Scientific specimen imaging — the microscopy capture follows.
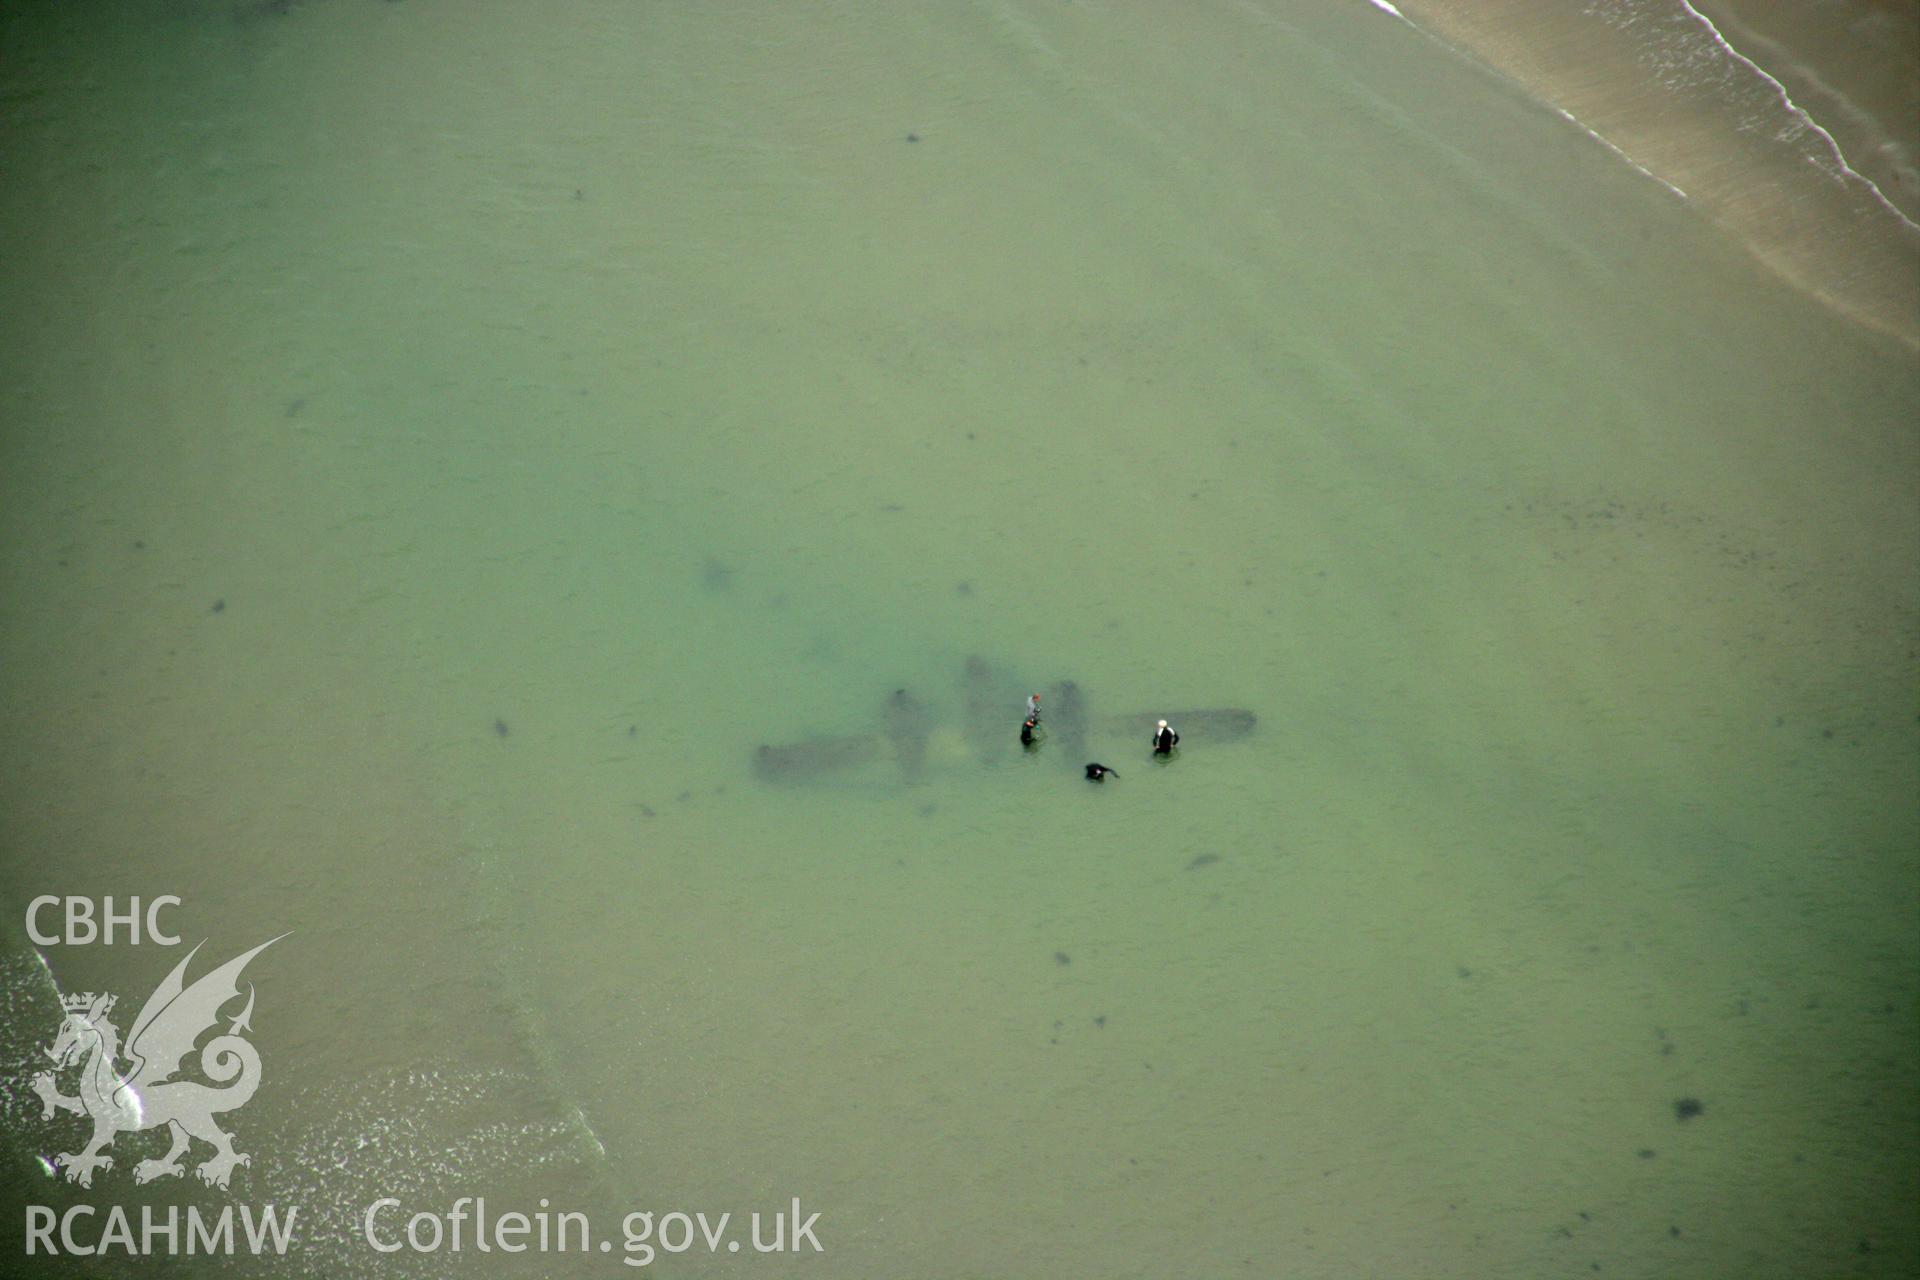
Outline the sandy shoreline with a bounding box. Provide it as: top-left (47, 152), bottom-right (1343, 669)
top-left (1387, 0), bottom-right (1920, 349)
top-left (1692, 0), bottom-right (1919, 224)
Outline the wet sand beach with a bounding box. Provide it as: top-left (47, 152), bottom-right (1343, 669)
top-left (1390, 0), bottom-right (1920, 347)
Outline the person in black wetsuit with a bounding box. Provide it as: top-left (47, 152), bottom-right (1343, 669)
top-left (1084, 763), bottom-right (1117, 781)
top-left (1151, 719), bottom-right (1179, 755)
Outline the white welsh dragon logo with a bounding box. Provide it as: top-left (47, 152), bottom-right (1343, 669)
top-left (31, 935), bottom-right (286, 1190)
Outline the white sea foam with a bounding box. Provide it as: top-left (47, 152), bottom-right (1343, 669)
top-left (242, 1062), bottom-right (608, 1279)
top-left (1361, 0), bottom-right (1685, 202)
top-left (1555, 108), bottom-right (1689, 201)
top-left (571, 1104), bottom-right (608, 1158)
top-left (1676, 0), bottom-right (1919, 231)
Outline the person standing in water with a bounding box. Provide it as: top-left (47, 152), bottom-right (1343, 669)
top-left (1019, 692), bottom-right (1043, 748)
top-left (1151, 719), bottom-right (1179, 755)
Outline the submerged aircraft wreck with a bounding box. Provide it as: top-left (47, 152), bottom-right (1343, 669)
top-left (753, 656), bottom-right (1256, 783)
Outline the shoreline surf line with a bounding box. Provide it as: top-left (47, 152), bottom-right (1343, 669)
top-left (1369, 0), bottom-right (1920, 350)
top-left (1677, 0), bottom-right (1917, 234)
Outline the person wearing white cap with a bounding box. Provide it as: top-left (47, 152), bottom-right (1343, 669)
top-left (1151, 719), bottom-right (1179, 755)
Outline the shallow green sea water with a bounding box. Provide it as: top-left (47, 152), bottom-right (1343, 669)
top-left (1, 2), bottom-right (1914, 1276)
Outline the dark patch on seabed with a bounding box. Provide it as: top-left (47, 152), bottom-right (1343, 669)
top-left (235, 0), bottom-right (405, 21)
top-left (753, 655), bottom-right (1256, 784)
